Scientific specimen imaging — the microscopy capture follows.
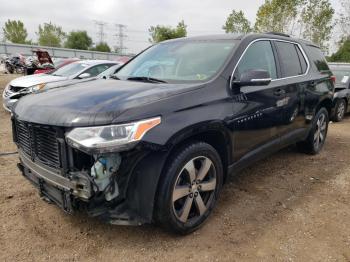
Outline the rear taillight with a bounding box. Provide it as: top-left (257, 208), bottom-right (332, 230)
top-left (331, 75), bottom-right (336, 84)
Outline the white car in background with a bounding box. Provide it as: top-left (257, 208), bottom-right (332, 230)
top-left (2, 60), bottom-right (122, 112)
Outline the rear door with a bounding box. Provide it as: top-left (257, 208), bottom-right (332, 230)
top-left (272, 40), bottom-right (310, 141)
top-left (231, 40), bottom-right (287, 161)
top-left (304, 45), bottom-right (334, 110)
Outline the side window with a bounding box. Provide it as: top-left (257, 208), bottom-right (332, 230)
top-left (235, 40), bottom-right (277, 80)
top-left (275, 41), bottom-right (303, 77)
top-left (305, 46), bottom-right (330, 72)
top-left (83, 64), bottom-right (114, 77)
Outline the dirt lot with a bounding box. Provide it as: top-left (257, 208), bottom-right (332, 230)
top-left (1, 74), bottom-right (350, 261)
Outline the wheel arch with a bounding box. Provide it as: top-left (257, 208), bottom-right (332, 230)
top-left (124, 121), bottom-right (233, 224)
top-left (317, 97), bottom-right (333, 116)
top-left (337, 96), bottom-right (349, 110)
top-left (163, 121), bottom-right (232, 180)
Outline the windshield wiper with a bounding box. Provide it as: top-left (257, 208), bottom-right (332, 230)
top-left (127, 76), bottom-right (167, 83)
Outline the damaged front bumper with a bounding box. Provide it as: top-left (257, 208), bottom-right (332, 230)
top-left (18, 150), bottom-right (91, 200)
top-left (18, 150), bottom-right (76, 213)
top-left (17, 148), bottom-right (137, 224)
top-left (13, 117), bottom-right (169, 227)
top-left (17, 146), bottom-right (168, 226)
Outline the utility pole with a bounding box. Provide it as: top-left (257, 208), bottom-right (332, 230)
top-left (115, 24), bottom-right (127, 55)
top-left (94, 20), bottom-right (107, 44)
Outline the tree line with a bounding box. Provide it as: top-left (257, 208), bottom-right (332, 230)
top-left (1, 0), bottom-right (349, 60)
top-left (222, 0), bottom-right (349, 61)
top-left (2, 21), bottom-right (112, 52)
top-left (149, 0), bottom-right (349, 62)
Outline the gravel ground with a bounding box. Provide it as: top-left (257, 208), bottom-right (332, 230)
top-left (1, 74), bottom-right (350, 261)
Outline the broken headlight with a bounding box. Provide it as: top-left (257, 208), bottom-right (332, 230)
top-left (66, 117), bottom-right (161, 153)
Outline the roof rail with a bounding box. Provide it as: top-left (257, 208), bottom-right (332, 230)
top-left (265, 32), bottom-right (290, 37)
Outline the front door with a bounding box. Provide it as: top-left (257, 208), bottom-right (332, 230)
top-left (230, 40), bottom-right (286, 161)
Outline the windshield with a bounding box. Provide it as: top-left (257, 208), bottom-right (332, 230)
top-left (331, 68), bottom-right (350, 85)
top-left (116, 40), bottom-right (237, 83)
top-left (49, 62), bottom-right (89, 77)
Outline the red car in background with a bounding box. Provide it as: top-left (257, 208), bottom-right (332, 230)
top-left (34, 58), bottom-right (79, 74)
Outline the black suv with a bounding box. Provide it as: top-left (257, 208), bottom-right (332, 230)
top-left (12, 33), bottom-right (334, 234)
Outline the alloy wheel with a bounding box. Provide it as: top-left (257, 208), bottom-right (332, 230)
top-left (313, 113), bottom-right (327, 150)
top-left (172, 156), bottom-right (217, 223)
top-left (337, 102), bottom-right (345, 120)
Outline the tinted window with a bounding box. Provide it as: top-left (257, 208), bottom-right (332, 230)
top-left (275, 42), bottom-right (303, 77)
top-left (306, 46), bottom-right (329, 72)
top-left (235, 40), bottom-right (277, 79)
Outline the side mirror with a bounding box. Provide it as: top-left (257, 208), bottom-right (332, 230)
top-left (78, 72), bottom-right (91, 79)
top-left (233, 69), bottom-right (272, 87)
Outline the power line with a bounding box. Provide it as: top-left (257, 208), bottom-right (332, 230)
top-left (94, 20), bottom-right (107, 43)
top-left (115, 23), bottom-right (127, 55)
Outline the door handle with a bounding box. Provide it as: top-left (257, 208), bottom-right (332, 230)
top-left (274, 89), bottom-right (286, 96)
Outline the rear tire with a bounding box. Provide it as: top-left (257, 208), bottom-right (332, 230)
top-left (155, 142), bottom-right (223, 234)
top-left (297, 107), bottom-right (329, 155)
top-left (333, 99), bottom-right (346, 122)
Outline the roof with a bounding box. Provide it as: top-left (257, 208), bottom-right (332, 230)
top-left (160, 33), bottom-right (317, 47)
top-left (161, 34), bottom-right (243, 43)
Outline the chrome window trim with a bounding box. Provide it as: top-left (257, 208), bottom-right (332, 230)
top-left (251, 78), bottom-right (272, 82)
top-left (230, 38), bottom-right (311, 87)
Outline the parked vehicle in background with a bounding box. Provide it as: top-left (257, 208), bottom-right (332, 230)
top-left (42, 62), bottom-right (124, 88)
top-left (329, 63), bottom-right (350, 122)
top-left (5, 54), bottom-right (26, 74)
top-left (2, 60), bottom-right (119, 111)
top-left (33, 58), bottom-right (79, 74)
top-left (25, 49), bottom-right (55, 75)
top-left (99, 63), bottom-right (125, 79)
top-left (11, 33), bottom-right (334, 234)
top-left (113, 56), bottom-right (132, 64)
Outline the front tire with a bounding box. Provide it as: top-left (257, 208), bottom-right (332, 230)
top-left (155, 142), bottom-right (223, 234)
top-left (297, 107), bottom-right (329, 155)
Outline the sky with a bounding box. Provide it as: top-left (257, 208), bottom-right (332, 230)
top-left (0, 0), bottom-right (343, 54)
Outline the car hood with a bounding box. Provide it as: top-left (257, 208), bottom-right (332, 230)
top-left (14, 79), bottom-right (200, 126)
top-left (44, 77), bottom-right (98, 89)
top-left (10, 74), bottom-right (68, 89)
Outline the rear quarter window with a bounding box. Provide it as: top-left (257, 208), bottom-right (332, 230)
top-left (305, 45), bottom-right (329, 72)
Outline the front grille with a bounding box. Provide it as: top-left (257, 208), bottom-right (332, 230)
top-left (14, 120), bottom-right (62, 169)
top-left (9, 85), bottom-right (24, 92)
top-left (15, 120), bottom-right (32, 156)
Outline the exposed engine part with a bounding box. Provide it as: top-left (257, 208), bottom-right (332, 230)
top-left (91, 154), bottom-right (121, 201)
top-left (70, 170), bottom-right (92, 200)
